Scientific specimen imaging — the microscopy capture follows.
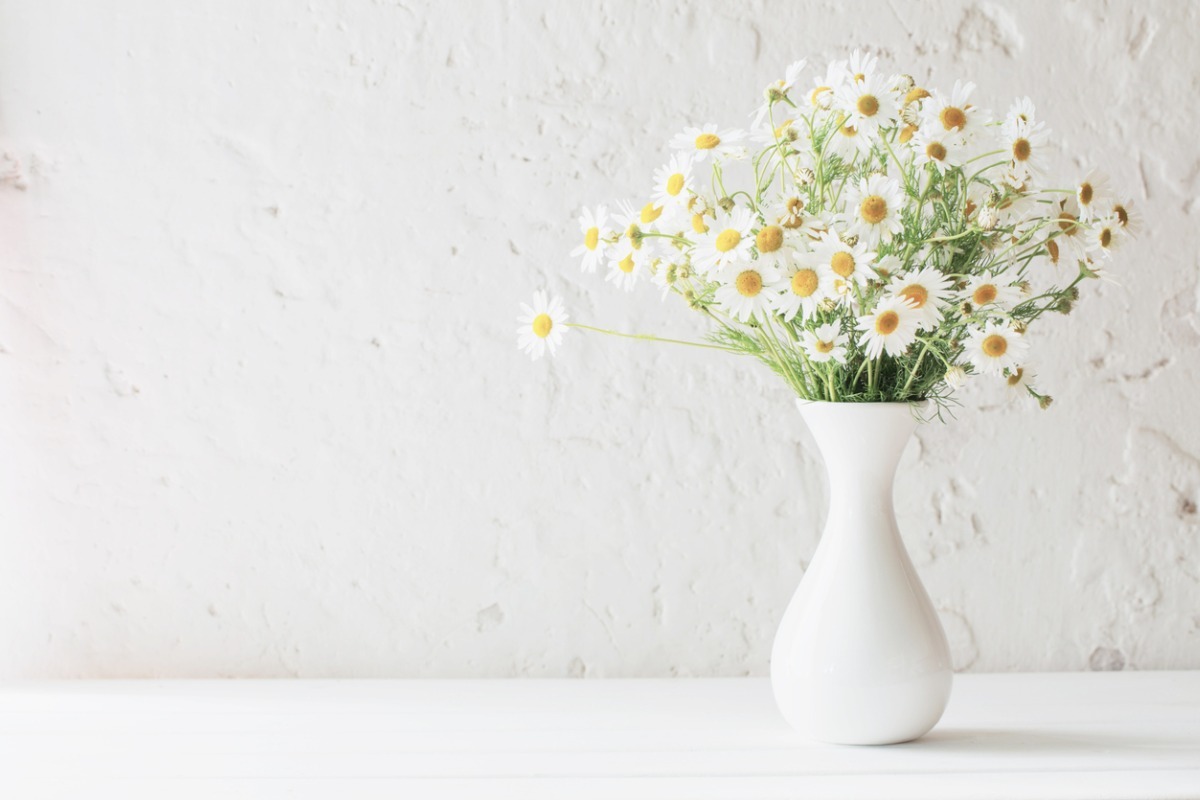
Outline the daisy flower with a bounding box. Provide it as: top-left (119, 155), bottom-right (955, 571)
top-left (845, 174), bottom-right (905, 245)
top-left (835, 72), bottom-right (898, 135)
top-left (714, 260), bottom-right (782, 322)
top-left (811, 230), bottom-right (874, 297)
top-left (669, 124), bottom-right (746, 162)
top-left (910, 126), bottom-right (964, 174)
top-left (693, 206), bottom-right (755, 275)
top-left (1086, 213), bottom-right (1127, 257)
top-left (1002, 119), bottom-right (1050, 182)
top-left (1003, 96), bottom-right (1038, 135)
top-left (887, 268), bottom-right (953, 330)
top-left (1051, 205), bottom-right (1090, 266)
top-left (801, 323), bottom-right (849, 364)
top-left (752, 59), bottom-right (807, 128)
top-left (605, 243), bottom-right (649, 292)
top-left (964, 320), bottom-right (1029, 377)
top-left (1004, 363), bottom-right (1036, 397)
top-left (771, 194), bottom-right (821, 237)
top-left (944, 365), bottom-right (968, 390)
top-left (1107, 198), bottom-right (1142, 237)
top-left (923, 80), bottom-right (987, 140)
top-left (569, 205), bottom-right (613, 273)
top-left (827, 121), bottom-right (874, 159)
top-left (651, 154), bottom-right (695, 219)
top-left (1075, 171), bottom-right (1113, 221)
top-left (753, 223), bottom-right (799, 270)
top-left (772, 259), bottom-right (833, 321)
top-left (845, 49), bottom-right (879, 84)
top-left (516, 291), bottom-right (569, 361)
top-left (856, 296), bottom-right (920, 359)
top-left (808, 59), bottom-right (847, 109)
top-left (964, 271), bottom-right (1022, 311)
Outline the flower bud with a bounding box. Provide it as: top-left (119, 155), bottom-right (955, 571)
top-left (718, 196), bottom-right (735, 213)
top-left (1038, 395), bottom-right (1054, 410)
top-left (944, 365), bottom-right (967, 389)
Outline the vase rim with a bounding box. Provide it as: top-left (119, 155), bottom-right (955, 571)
top-left (795, 399), bottom-right (930, 408)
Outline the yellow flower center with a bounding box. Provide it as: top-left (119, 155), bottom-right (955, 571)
top-left (782, 197), bottom-right (805, 228)
top-left (1006, 367), bottom-right (1025, 387)
top-left (1046, 239), bottom-right (1060, 263)
top-left (1113, 204), bottom-right (1129, 226)
top-left (904, 87), bottom-right (930, 106)
top-left (856, 94), bottom-right (880, 116)
top-left (791, 268), bottom-right (819, 297)
top-left (810, 85), bottom-right (831, 106)
top-left (875, 310), bottom-right (900, 335)
top-left (1012, 138), bottom-right (1031, 161)
top-left (830, 251), bottom-right (856, 277)
top-left (1079, 182), bottom-right (1094, 205)
top-left (899, 124), bottom-right (917, 143)
top-left (900, 285), bottom-right (928, 308)
top-left (618, 254), bottom-right (635, 273)
top-left (585, 226), bottom-right (599, 250)
top-left (814, 338), bottom-right (836, 354)
top-left (972, 284), bottom-right (998, 305)
top-left (640, 203), bottom-right (663, 224)
top-left (1100, 227), bottom-right (1112, 248)
top-left (756, 225), bottom-right (784, 253)
top-left (695, 133), bottom-right (721, 150)
top-left (925, 141), bottom-right (947, 161)
top-left (982, 334), bottom-right (1008, 357)
top-left (715, 228), bottom-right (741, 253)
top-left (840, 124), bottom-right (858, 138)
top-left (773, 119), bottom-right (795, 138)
top-left (532, 314), bottom-right (553, 338)
top-left (853, 72), bottom-right (866, 83)
top-left (692, 213), bottom-right (709, 234)
top-left (859, 195), bottom-right (888, 224)
top-left (1058, 212), bottom-right (1080, 237)
top-left (735, 270), bottom-right (763, 297)
top-left (939, 106), bottom-right (967, 131)
top-left (666, 173), bottom-right (685, 196)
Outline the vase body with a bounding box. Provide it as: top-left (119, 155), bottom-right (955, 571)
top-left (771, 400), bottom-right (952, 745)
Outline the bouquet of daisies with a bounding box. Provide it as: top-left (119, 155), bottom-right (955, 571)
top-left (517, 52), bottom-right (1135, 410)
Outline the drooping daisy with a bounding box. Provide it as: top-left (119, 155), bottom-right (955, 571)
top-left (845, 174), bottom-right (905, 245)
top-left (714, 260), bottom-right (782, 322)
top-left (669, 124), bottom-right (746, 162)
top-left (887, 268), bottom-right (953, 330)
top-left (856, 296), bottom-right (920, 359)
top-left (923, 80), bottom-right (987, 140)
top-left (964, 272), bottom-right (1022, 311)
top-left (752, 59), bottom-right (807, 128)
top-left (1003, 119), bottom-right (1051, 183)
top-left (693, 206), bottom-right (755, 275)
top-left (964, 320), bottom-right (1029, 377)
top-left (835, 73), bottom-right (898, 135)
top-left (604, 201), bottom-right (656, 291)
top-left (801, 323), bottom-right (849, 364)
top-left (772, 259), bottom-right (833, 321)
top-left (1075, 171), bottom-right (1113, 221)
top-left (910, 126), bottom-right (964, 174)
top-left (650, 154), bottom-right (695, 220)
top-left (1086, 213), bottom-right (1127, 257)
top-left (1107, 198), bottom-right (1142, 237)
top-left (516, 291), bottom-right (569, 361)
top-left (570, 206), bottom-right (612, 273)
top-left (811, 230), bottom-right (874, 298)
top-left (1051, 204), bottom-right (1090, 265)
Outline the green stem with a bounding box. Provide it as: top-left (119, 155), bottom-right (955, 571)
top-left (565, 323), bottom-right (740, 352)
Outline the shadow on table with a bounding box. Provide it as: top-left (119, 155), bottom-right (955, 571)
top-left (906, 727), bottom-right (1186, 754)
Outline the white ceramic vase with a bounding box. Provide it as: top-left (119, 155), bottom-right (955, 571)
top-left (770, 400), bottom-right (952, 745)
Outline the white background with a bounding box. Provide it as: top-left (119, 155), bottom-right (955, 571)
top-left (0, 0), bottom-right (1196, 678)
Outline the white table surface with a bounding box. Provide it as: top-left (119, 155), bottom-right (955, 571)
top-left (0, 672), bottom-right (1197, 799)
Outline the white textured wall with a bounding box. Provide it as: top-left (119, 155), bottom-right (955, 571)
top-left (0, 0), bottom-right (1196, 678)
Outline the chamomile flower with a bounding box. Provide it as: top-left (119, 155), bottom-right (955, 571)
top-left (1051, 204), bottom-right (1090, 265)
top-left (605, 243), bottom-right (649, 292)
top-left (923, 80), bottom-right (986, 140)
top-left (752, 223), bottom-right (798, 270)
top-left (887, 268), bottom-right (953, 330)
top-left (964, 320), bottom-right (1028, 377)
top-left (856, 296), bottom-right (921, 359)
top-left (944, 365), bottom-right (968, 389)
top-left (570, 205), bottom-right (613, 273)
top-left (1107, 198), bottom-right (1142, 237)
top-left (964, 272), bottom-right (1022, 311)
top-left (651, 154), bottom-right (695, 220)
top-left (516, 291), bottom-right (569, 360)
top-left (1004, 362), bottom-right (1036, 397)
top-left (772, 194), bottom-right (822, 237)
top-left (811, 230), bottom-right (874, 297)
top-left (1086, 213), bottom-right (1127, 257)
top-left (752, 59), bottom-right (807, 128)
top-left (845, 49), bottom-right (879, 84)
top-left (835, 73), bottom-right (898, 135)
top-left (845, 174), bottom-right (905, 245)
top-left (772, 259), bottom-right (833, 321)
top-left (1075, 171), bottom-right (1113, 221)
top-left (828, 121), bottom-right (874, 159)
top-left (1004, 120), bottom-right (1051, 183)
top-left (910, 126), bottom-right (964, 174)
top-left (669, 124), bottom-right (746, 162)
top-left (1003, 97), bottom-right (1038, 135)
top-left (801, 323), bottom-right (849, 364)
top-left (714, 260), bottom-right (782, 322)
top-left (808, 60), bottom-right (847, 108)
top-left (693, 206), bottom-right (755, 275)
